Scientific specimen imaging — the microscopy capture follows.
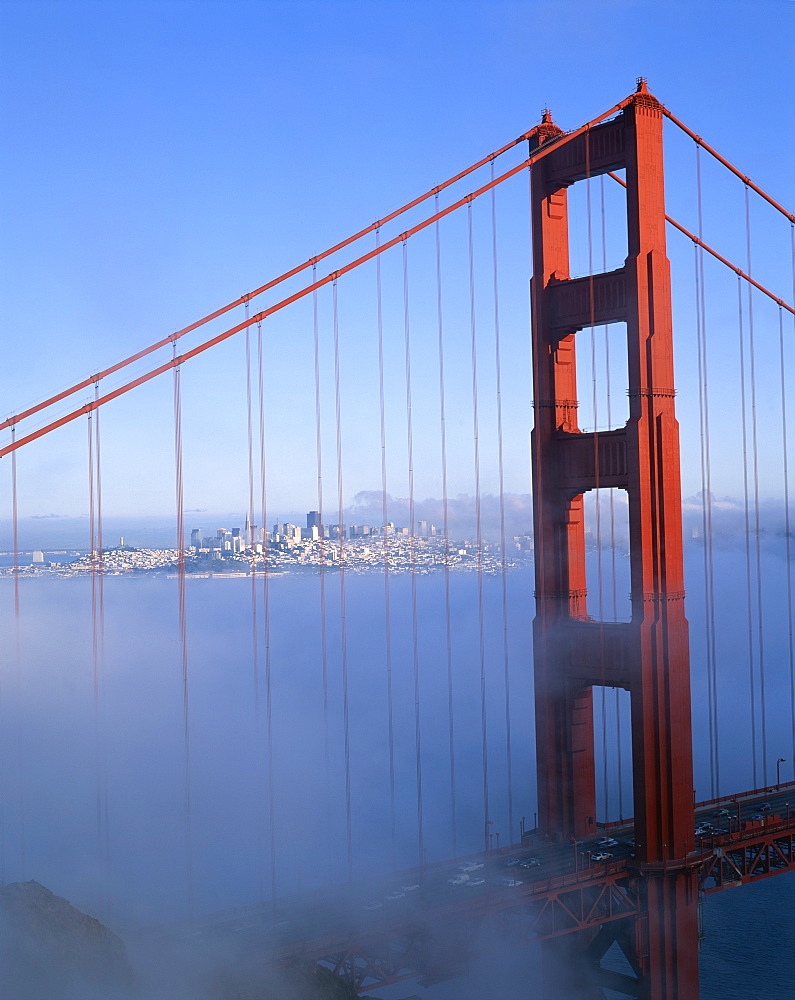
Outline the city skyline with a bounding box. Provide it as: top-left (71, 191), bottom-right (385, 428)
top-left (1, 2), bottom-right (793, 526)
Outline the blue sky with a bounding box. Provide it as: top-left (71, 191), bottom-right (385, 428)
top-left (1, 0), bottom-right (793, 533)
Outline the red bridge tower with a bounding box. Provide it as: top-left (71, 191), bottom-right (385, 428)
top-left (530, 80), bottom-right (699, 999)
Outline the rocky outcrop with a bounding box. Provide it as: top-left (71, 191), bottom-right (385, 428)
top-left (0, 880), bottom-right (136, 999)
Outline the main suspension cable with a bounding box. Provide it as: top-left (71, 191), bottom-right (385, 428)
top-left (2, 95), bottom-right (635, 441)
top-left (606, 172), bottom-right (795, 317)
top-left (5, 100), bottom-right (645, 460)
top-left (663, 109), bottom-right (795, 226)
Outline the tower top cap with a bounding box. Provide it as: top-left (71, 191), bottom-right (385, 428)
top-left (636, 76), bottom-right (649, 93)
top-left (541, 107), bottom-right (553, 124)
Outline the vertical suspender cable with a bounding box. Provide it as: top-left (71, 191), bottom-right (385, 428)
top-left (695, 146), bottom-right (720, 796)
top-left (745, 187), bottom-right (768, 786)
top-left (600, 177), bottom-right (618, 624)
top-left (90, 389), bottom-right (110, 900)
top-left (247, 302), bottom-right (267, 898)
top-left (586, 141), bottom-right (609, 821)
top-left (332, 279), bottom-right (353, 882)
top-left (256, 319), bottom-right (275, 898)
top-left (778, 304), bottom-right (795, 778)
top-left (375, 231), bottom-right (397, 869)
top-left (435, 199), bottom-right (457, 858)
top-left (87, 412), bottom-right (103, 871)
top-left (94, 389), bottom-right (105, 644)
top-left (468, 205), bottom-right (490, 853)
top-left (599, 176), bottom-right (622, 819)
top-left (694, 152), bottom-right (717, 796)
top-left (313, 267), bottom-right (330, 798)
top-left (403, 241), bottom-right (425, 868)
top-left (11, 427), bottom-right (19, 638)
top-left (94, 387), bottom-right (109, 868)
top-left (10, 425), bottom-right (24, 874)
top-left (737, 275), bottom-right (758, 787)
top-left (245, 302), bottom-right (264, 896)
top-left (244, 302), bottom-right (260, 709)
top-left (173, 346), bottom-right (193, 916)
top-left (491, 164), bottom-right (514, 842)
top-left (694, 242), bottom-right (716, 797)
top-left (528, 160), bottom-right (544, 832)
top-left (790, 225), bottom-right (795, 768)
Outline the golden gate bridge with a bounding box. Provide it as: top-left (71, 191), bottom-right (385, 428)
top-left (2, 79), bottom-right (795, 998)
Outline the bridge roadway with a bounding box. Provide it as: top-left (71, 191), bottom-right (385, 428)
top-left (159, 781), bottom-right (795, 993)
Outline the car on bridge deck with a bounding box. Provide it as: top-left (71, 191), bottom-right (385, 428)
top-left (592, 852), bottom-right (613, 862)
top-left (448, 873), bottom-right (470, 886)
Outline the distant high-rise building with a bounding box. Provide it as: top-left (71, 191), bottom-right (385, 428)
top-left (191, 529), bottom-right (202, 549)
top-left (307, 511), bottom-right (321, 530)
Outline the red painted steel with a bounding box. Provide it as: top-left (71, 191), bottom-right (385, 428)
top-left (530, 80), bottom-right (698, 998)
top-left (607, 171), bottom-right (795, 315)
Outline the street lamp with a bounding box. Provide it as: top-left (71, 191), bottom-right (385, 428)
top-left (777, 758), bottom-right (786, 789)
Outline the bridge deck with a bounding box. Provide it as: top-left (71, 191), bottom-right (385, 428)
top-left (156, 782), bottom-right (795, 994)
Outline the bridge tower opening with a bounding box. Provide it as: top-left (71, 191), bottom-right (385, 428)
top-left (529, 80), bottom-right (699, 999)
